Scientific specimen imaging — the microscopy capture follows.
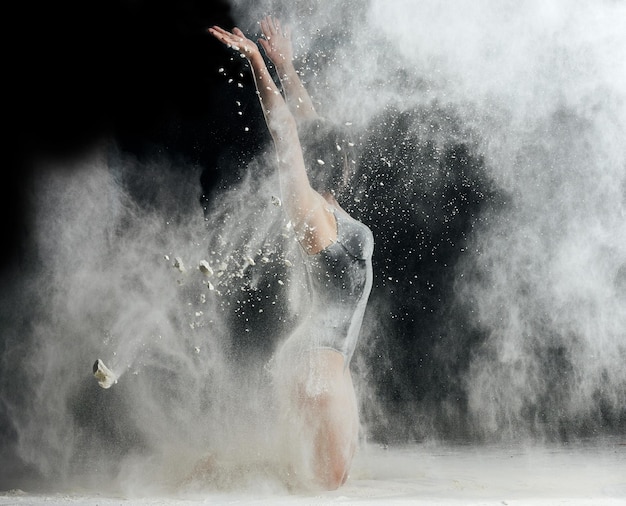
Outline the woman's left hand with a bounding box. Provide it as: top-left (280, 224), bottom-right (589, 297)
top-left (259, 16), bottom-right (293, 65)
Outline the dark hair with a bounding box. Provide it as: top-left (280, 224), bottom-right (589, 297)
top-left (299, 118), bottom-right (356, 195)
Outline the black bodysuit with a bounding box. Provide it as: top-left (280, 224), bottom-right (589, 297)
top-left (297, 209), bottom-right (374, 364)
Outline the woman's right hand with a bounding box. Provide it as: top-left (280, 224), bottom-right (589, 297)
top-left (258, 16), bottom-right (294, 66)
top-left (208, 25), bottom-right (261, 60)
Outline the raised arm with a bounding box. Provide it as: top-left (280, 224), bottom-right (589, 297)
top-left (258, 16), bottom-right (318, 124)
top-left (209, 25), bottom-right (335, 254)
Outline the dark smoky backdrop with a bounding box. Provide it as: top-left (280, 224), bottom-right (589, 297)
top-left (3, 0), bottom-right (625, 492)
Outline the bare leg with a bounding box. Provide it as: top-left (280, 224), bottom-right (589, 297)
top-left (307, 352), bottom-right (358, 489)
top-left (284, 350), bottom-right (359, 490)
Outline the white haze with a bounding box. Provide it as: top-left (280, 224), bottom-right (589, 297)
top-left (361, 0), bottom-right (626, 437)
top-left (249, 0), bottom-right (626, 437)
top-left (1, 0), bottom-right (625, 497)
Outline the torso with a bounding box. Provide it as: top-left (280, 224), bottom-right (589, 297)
top-left (297, 209), bottom-right (374, 364)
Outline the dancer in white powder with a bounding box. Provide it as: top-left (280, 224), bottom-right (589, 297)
top-left (210, 16), bottom-right (374, 490)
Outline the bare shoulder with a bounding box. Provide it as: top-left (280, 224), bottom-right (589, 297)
top-left (297, 192), bottom-right (338, 255)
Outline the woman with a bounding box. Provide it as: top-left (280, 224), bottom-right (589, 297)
top-left (209, 17), bottom-right (373, 490)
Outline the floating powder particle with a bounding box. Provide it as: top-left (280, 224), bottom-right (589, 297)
top-left (174, 257), bottom-right (186, 273)
top-left (199, 260), bottom-right (214, 276)
top-left (93, 359), bottom-right (117, 389)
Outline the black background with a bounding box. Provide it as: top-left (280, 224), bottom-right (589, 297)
top-left (5, 0), bottom-right (265, 271)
